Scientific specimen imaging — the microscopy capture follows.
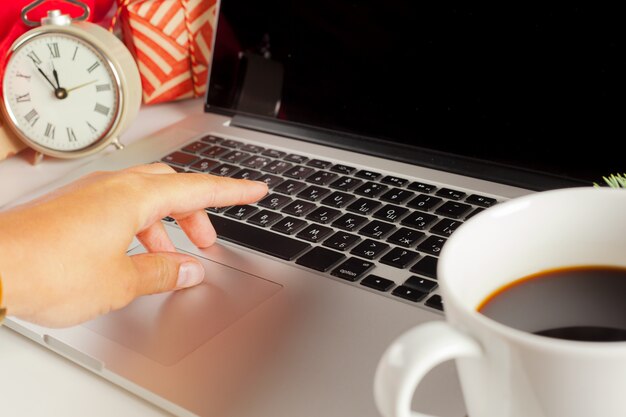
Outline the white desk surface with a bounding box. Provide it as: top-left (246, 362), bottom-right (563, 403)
top-left (0, 98), bottom-right (205, 417)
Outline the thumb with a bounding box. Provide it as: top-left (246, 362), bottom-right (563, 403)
top-left (129, 252), bottom-right (205, 296)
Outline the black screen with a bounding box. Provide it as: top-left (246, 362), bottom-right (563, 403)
top-left (206, 1), bottom-right (623, 188)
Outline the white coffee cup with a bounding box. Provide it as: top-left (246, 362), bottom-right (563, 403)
top-left (374, 187), bottom-right (626, 417)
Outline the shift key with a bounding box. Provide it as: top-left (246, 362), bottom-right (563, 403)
top-left (208, 214), bottom-right (311, 261)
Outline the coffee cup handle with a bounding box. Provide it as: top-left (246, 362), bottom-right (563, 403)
top-left (374, 321), bottom-right (482, 417)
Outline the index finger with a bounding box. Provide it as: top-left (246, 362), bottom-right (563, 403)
top-left (130, 171), bottom-right (268, 227)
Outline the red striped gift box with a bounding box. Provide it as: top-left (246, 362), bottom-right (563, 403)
top-left (118, 0), bottom-right (217, 104)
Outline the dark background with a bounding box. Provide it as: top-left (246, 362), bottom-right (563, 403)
top-left (208, 2), bottom-right (623, 185)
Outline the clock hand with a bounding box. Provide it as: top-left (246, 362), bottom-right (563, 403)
top-left (65, 79), bottom-right (98, 93)
top-left (48, 60), bottom-right (68, 99)
top-left (50, 60), bottom-right (61, 89)
top-left (36, 66), bottom-right (57, 90)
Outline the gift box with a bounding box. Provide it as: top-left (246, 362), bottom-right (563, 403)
top-left (118, 0), bottom-right (217, 104)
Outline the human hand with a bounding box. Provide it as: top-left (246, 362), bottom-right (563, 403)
top-left (0, 163), bottom-right (268, 327)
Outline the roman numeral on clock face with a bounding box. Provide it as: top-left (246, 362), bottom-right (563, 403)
top-left (16, 93), bottom-right (30, 103)
top-left (44, 123), bottom-right (56, 139)
top-left (24, 108), bottom-right (39, 126)
top-left (96, 84), bottom-right (111, 92)
top-left (67, 127), bottom-right (77, 142)
top-left (47, 43), bottom-right (60, 58)
top-left (87, 61), bottom-right (100, 73)
top-left (94, 103), bottom-right (110, 116)
top-left (27, 51), bottom-right (42, 65)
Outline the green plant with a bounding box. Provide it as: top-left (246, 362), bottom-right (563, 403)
top-left (594, 173), bottom-right (626, 188)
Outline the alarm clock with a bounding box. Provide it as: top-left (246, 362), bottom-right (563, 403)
top-left (0, 6), bottom-right (141, 162)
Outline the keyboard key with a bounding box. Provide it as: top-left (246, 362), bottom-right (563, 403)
top-left (258, 193), bottom-right (292, 210)
top-left (464, 207), bottom-right (485, 220)
top-left (401, 211), bottom-right (438, 230)
top-left (355, 170), bottom-right (381, 180)
top-left (164, 164), bottom-right (185, 172)
top-left (430, 218), bottom-right (463, 236)
top-left (417, 235), bottom-right (447, 256)
top-left (360, 275), bottom-right (394, 292)
top-left (321, 191), bottom-right (354, 208)
top-left (354, 182), bottom-right (388, 198)
top-left (297, 186), bottom-right (330, 202)
top-left (350, 239), bottom-right (390, 259)
top-left (262, 160), bottom-right (293, 174)
top-left (373, 204), bottom-right (409, 223)
top-left (201, 145), bottom-right (229, 158)
top-left (346, 198), bottom-right (381, 215)
top-left (284, 154), bottom-right (309, 163)
top-left (189, 158), bottom-right (219, 172)
top-left (241, 144), bottom-right (265, 153)
top-left (465, 194), bottom-right (497, 207)
top-left (425, 294), bottom-right (444, 311)
top-left (225, 205), bottom-right (258, 220)
top-left (323, 231), bottom-right (361, 251)
top-left (241, 155), bottom-right (272, 169)
top-left (435, 201), bottom-right (472, 219)
top-left (256, 174), bottom-right (284, 188)
top-left (330, 176), bottom-right (362, 191)
top-left (380, 247), bottom-right (420, 268)
top-left (331, 213), bottom-right (368, 231)
top-left (392, 286), bottom-right (428, 302)
top-left (330, 164), bottom-right (356, 175)
top-left (331, 258), bottom-right (374, 282)
top-left (381, 176), bottom-right (409, 187)
top-left (409, 255), bottom-right (438, 279)
top-left (162, 151), bottom-right (198, 167)
top-left (306, 207), bottom-right (341, 224)
top-left (380, 188), bottom-right (415, 204)
top-left (306, 170), bottom-right (338, 185)
top-left (200, 135), bottom-right (223, 144)
top-left (274, 180), bottom-right (307, 195)
top-left (231, 169), bottom-right (262, 181)
top-left (407, 182), bottom-right (436, 193)
top-left (407, 194), bottom-right (442, 211)
top-left (358, 220), bottom-right (396, 239)
top-left (220, 150), bottom-right (250, 163)
top-left (306, 159), bottom-right (332, 169)
top-left (247, 210), bottom-right (282, 227)
top-left (404, 276), bottom-right (438, 293)
top-left (209, 214), bottom-right (310, 261)
top-left (271, 216), bottom-right (308, 235)
top-left (436, 187), bottom-right (466, 200)
top-left (284, 165), bottom-right (316, 179)
top-left (296, 247), bottom-right (345, 272)
top-left (282, 200), bottom-right (316, 217)
top-left (182, 141), bottom-right (209, 153)
top-left (261, 148), bottom-right (287, 158)
top-left (386, 227), bottom-right (425, 247)
top-left (210, 164), bottom-right (240, 177)
top-left (296, 224), bottom-right (334, 242)
top-left (221, 139), bottom-right (243, 148)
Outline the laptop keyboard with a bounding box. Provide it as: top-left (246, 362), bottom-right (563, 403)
top-left (161, 134), bottom-right (500, 313)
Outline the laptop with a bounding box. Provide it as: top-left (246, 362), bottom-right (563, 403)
top-left (4, 2), bottom-right (620, 416)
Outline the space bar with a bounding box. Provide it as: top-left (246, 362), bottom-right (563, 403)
top-left (208, 214), bottom-right (311, 261)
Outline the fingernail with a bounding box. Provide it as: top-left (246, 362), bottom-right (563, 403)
top-left (177, 262), bottom-right (205, 288)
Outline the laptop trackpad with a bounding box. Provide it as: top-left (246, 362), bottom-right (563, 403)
top-left (83, 247), bottom-right (281, 366)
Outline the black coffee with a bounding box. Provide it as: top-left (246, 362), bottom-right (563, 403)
top-left (478, 266), bottom-right (626, 342)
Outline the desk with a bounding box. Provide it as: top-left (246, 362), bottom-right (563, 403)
top-left (0, 98), bottom-right (204, 417)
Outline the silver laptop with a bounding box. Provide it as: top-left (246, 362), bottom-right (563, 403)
top-left (4, 2), bottom-right (619, 416)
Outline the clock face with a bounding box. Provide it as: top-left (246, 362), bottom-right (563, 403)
top-left (2, 32), bottom-right (120, 152)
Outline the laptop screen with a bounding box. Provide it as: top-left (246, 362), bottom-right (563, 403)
top-left (206, 1), bottom-right (622, 189)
